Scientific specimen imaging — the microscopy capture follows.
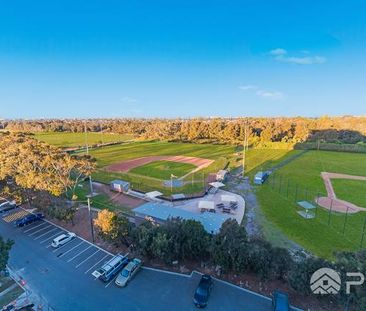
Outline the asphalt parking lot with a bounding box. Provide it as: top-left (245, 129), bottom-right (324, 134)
top-left (0, 208), bottom-right (301, 311)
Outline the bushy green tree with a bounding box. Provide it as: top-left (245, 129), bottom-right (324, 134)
top-left (0, 236), bottom-right (13, 271)
top-left (212, 219), bottom-right (248, 272)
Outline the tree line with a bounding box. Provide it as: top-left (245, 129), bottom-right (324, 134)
top-left (2, 116), bottom-right (366, 145)
top-left (0, 132), bottom-right (95, 217)
top-left (94, 211), bottom-right (366, 310)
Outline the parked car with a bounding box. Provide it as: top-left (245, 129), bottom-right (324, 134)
top-left (193, 275), bottom-right (213, 308)
top-left (13, 213), bottom-right (44, 227)
top-left (51, 232), bottom-right (76, 248)
top-left (115, 258), bottom-right (142, 287)
top-left (0, 198), bottom-right (9, 207)
top-left (0, 202), bottom-right (16, 214)
top-left (92, 254), bottom-right (129, 282)
top-left (272, 290), bottom-right (289, 311)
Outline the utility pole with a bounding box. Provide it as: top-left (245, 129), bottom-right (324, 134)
top-left (87, 196), bottom-right (95, 243)
top-left (242, 121), bottom-right (248, 177)
top-left (84, 120), bottom-right (94, 195)
top-left (100, 120), bottom-right (104, 145)
top-left (84, 121), bottom-right (89, 155)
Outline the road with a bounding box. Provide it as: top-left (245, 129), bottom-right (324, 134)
top-left (0, 208), bottom-right (300, 311)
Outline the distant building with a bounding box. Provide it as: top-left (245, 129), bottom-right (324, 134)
top-left (216, 170), bottom-right (228, 182)
top-left (110, 180), bottom-right (130, 193)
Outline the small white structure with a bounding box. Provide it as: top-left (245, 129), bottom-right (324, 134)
top-left (216, 170), bottom-right (228, 182)
top-left (198, 200), bottom-right (215, 212)
top-left (110, 180), bottom-right (130, 193)
top-left (221, 194), bottom-right (237, 202)
top-left (145, 191), bottom-right (163, 199)
top-left (209, 181), bottom-right (225, 188)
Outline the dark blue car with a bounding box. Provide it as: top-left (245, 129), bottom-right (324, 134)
top-left (272, 290), bottom-right (289, 311)
top-left (14, 213), bottom-right (44, 227)
top-left (193, 275), bottom-right (213, 308)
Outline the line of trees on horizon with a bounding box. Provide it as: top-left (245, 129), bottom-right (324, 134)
top-left (1, 116), bottom-right (366, 146)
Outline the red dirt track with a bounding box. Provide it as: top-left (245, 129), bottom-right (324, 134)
top-left (317, 172), bottom-right (366, 214)
top-left (106, 156), bottom-right (214, 173)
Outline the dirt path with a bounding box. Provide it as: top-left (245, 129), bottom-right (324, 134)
top-left (317, 172), bottom-right (366, 213)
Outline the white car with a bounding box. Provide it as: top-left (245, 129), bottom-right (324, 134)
top-left (51, 232), bottom-right (76, 248)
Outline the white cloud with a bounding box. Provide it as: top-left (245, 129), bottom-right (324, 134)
top-left (238, 85), bottom-right (258, 91)
top-left (239, 85), bottom-right (284, 100)
top-left (269, 48), bottom-right (327, 65)
top-left (256, 90), bottom-right (284, 100)
top-left (277, 55), bottom-right (327, 65)
top-left (269, 48), bottom-right (287, 56)
top-left (120, 96), bottom-right (138, 103)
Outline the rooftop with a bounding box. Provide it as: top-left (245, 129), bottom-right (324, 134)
top-left (133, 202), bottom-right (233, 234)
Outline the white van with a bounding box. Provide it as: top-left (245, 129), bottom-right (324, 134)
top-left (51, 232), bottom-right (76, 248)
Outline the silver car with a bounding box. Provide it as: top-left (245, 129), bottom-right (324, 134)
top-left (115, 258), bottom-right (142, 287)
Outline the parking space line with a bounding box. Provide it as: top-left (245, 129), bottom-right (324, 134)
top-left (67, 245), bottom-right (92, 263)
top-left (84, 254), bottom-right (110, 274)
top-left (41, 231), bottom-right (64, 244)
top-left (52, 239), bottom-right (78, 253)
top-left (23, 222), bottom-right (46, 233)
top-left (58, 241), bottom-right (85, 258)
top-left (34, 227), bottom-right (58, 240)
top-left (105, 277), bottom-right (116, 288)
top-left (28, 225), bottom-right (52, 237)
top-left (76, 250), bottom-right (100, 268)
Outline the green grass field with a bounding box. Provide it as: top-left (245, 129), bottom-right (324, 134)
top-left (245, 149), bottom-right (302, 178)
top-left (88, 141), bottom-right (237, 195)
top-left (129, 160), bottom-right (196, 180)
top-left (332, 179), bottom-right (366, 207)
top-left (34, 132), bottom-right (134, 148)
top-left (256, 150), bottom-right (366, 258)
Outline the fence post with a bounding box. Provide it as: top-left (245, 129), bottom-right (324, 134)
top-left (295, 184), bottom-right (298, 202)
top-left (328, 198), bottom-right (333, 225)
top-left (360, 218), bottom-right (366, 248)
top-left (271, 173), bottom-right (275, 189)
top-left (343, 206), bottom-right (350, 235)
top-left (286, 179), bottom-right (290, 198)
top-left (279, 175), bottom-right (283, 194)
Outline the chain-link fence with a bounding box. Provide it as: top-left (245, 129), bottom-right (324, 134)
top-left (267, 172), bottom-right (366, 250)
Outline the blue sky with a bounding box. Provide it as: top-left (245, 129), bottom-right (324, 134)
top-left (0, 1), bottom-right (365, 118)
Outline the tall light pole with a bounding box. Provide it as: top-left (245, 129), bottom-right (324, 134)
top-left (84, 121), bottom-right (89, 155)
top-left (87, 196), bottom-right (95, 243)
top-left (242, 122), bottom-right (248, 177)
top-left (84, 121), bottom-right (94, 195)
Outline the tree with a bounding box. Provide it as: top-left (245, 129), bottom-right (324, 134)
top-left (94, 209), bottom-right (119, 242)
top-left (94, 209), bottom-right (131, 246)
top-left (0, 236), bottom-right (13, 271)
top-left (131, 221), bottom-right (156, 257)
top-left (116, 215), bottom-right (132, 246)
top-left (0, 132), bottom-right (95, 202)
top-left (288, 257), bottom-right (331, 294)
top-left (212, 219), bottom-right (248, 272)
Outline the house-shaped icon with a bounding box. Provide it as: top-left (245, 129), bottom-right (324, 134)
top-left (310, 272), bottom-right (341, 294)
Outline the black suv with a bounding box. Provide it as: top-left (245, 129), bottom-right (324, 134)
top-left (193, 275), bottom-right (213, 308)
top-left (14, 213), bottom-right (44, 227)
